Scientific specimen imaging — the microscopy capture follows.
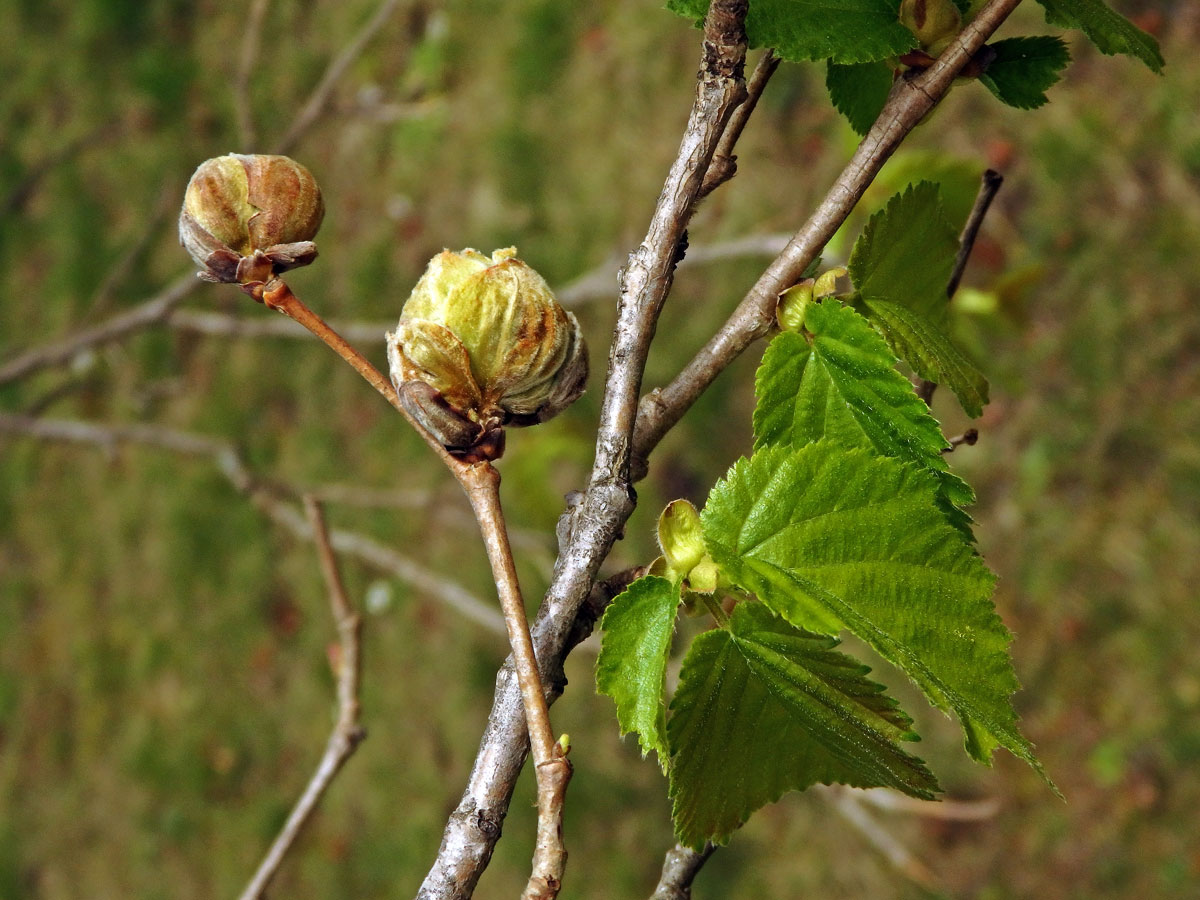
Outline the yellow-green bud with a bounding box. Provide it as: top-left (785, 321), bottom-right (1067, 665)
top-left (776, 280), bottom-right (814, 333)
top-left (387, 247), bottom-right (588, 459)
top-left (179, 154), bottom-right (324, 286)
top-left (899, 0), bottom-right (962, 56)
top-left (657, 499), bottom-right (706, 579)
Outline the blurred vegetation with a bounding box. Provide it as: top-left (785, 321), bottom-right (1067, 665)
top-left (2, 0), bottom-right (1198, 898)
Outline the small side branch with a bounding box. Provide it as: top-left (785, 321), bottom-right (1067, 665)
top-left (273, 0), bottom-right (404, 155)
top-left (650, 843), bottom-right (716, 900)
top-left (631, 0), bottom-right (1024, 474)
top-left (920, 168), bottom-right (1004, 404)
top-left (948, 168), bottom-right (1004, 300)
top-left (0, 273), bottom-right (198, 387)
top-left (232, 0), bottom-right (272, 150)
top-left (698, 49), bottom-right (779, 199)
top-left (236, 497), bottom-right (366, 900)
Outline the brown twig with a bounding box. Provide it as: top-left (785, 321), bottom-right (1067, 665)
top-left (650, 843), bottom-right (716, 900)
top-left (943, 428), bottom-right (979, 451)
top-left (232, 0), bottom-right (272, 150)
top-left (0, 272), bottom-right (199, 387)
top-left (272, 0), bottom-right (404, 156)
top-left (237, 496), bottom-right (366, 900)
top-left (0, 413), bottom-right (506, 635)
top-left (245, 273), bottom-right (573, 894)
top-left (919, 168), bottom-right (1005, 404)
top-left (630, 0), bottom-right (1025, 478)
top-left (416, 4), bottom-right (751, 898)
top-left (698, 49), bottom-right (779, 199)
top-left (824, 787), bottom-right (940, 890)
top-left (252, 278), bottom-right (457, 467)
top-left (456, 463), bottom-right (572, 900)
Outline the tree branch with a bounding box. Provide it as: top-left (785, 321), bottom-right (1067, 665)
top-left (0, 413), bottom-right (506, 635)
top-left (237, 496), bottom-right (366, 900)
top-left (416, 3), bottom-right (751, 897)
top-left (919, 167), bottom-right (1004, 404)
top-left (630, 0), bottom-right (1025, 478)
top-left (698, 49), bottom-right (779, 199)
top-left (0, 273), bottom-right (199, 387)
top-left (272, 0), bottom-right (405, 156)
top-left (650, 843), bottom-right (716, 900)
top-left (233, 0), bottom-right (272, 150)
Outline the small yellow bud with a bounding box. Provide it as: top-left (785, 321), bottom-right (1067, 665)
top-left (179, 154), bottom-right (324, 286)
top-left (387, 248), bottom-right (588, 459)
top-left (899, 0), bottom-right (962, 56)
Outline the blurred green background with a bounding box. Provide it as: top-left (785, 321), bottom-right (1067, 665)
top-left (2, 1), bottom-right (1198, 897)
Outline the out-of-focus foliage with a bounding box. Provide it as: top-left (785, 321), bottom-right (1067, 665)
top-left (1, 1), bottom-right (1198, 898)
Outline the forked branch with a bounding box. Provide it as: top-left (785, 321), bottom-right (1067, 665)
top-left (237, 496), bottom-right (366, 900)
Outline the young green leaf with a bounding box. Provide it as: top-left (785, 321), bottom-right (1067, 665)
top-left (668, 603), bottom-right (938, 848)
top-left (981, 36), bottom-right (1071, 109)
top-left (848, 182), bottom-right (989, 416)
top-left (700, 443), bottom-right (1047, 778)
top-left (753, 302), bottom-right (974, 508)
top-left (859, 295), bottom-right (989, 416)
top-left (596, 575), bottom-right (682, 767)
top-left (826, 60), bottom-right (893, 135)
top-left (667, 0), bottom-right (918, 65)
top-left (848, 181), bottom-right (959, 317)
top-left (1035, 0), bottom-right (1164, 73)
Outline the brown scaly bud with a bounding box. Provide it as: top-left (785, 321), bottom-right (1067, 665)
top-left (179, 154), bottom-right (324, 288)
top-left (899, 0), bottom-right (962, 57)
top-left (387, 247), bottom-right (588, 461)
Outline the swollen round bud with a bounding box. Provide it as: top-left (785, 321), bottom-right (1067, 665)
top-left (899, 0), bottom-right (962, 56)
top-left (387, 247), bottom-right (588, 459)
top-left (179, 154), bottom-right (324, 286)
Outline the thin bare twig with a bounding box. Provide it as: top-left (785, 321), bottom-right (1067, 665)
top-left (943, 428), bottom-right (979, 451)
top-left (233, 0), bottom-right (272, 150)
top-left (630, 0), bottom-right (1024, 478)
top-left (948, 168), bottom-right (1004, 299)
top-left (854, 788), bottom-right (999, 821)
top-left (272, 0), bottom-right (405, 156)
top-left (416, 4), bottom-right (751, 898)
top-left (457, 464), bottom-right (571, 900)
top-left (0, 413), bottom-right (505, 635)
top-left (650, 843), bottom-right (716, 900)
top-left (825, 787), bottom-right (939, 890)
top-left (237, 496), bottom-right (366, 900)
top-left (0, 273), bottom-right (198, 387)
top-left (919, 168), bottom-right (1004, 404)
top-left (698, 49), bottom-right (780, 199)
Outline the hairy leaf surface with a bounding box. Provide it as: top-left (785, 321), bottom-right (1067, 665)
top-left (700, 443), bottom-right (1044, 774)
top-left (667, 0), bottom-right (917, 64)
top-left (668, 603), bottom-right (938, 847)
top-left (596, 575), bottom-right (681, 765)
top-left (1036, 0), bottom-right (1164, 72)
top-left (981, 36), bottom-right (1071, 109)
top-left (753, 302), bottom-right (973, 510)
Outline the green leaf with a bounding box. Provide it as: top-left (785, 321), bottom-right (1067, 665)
top-left (980, 36), bottom-right (1071, 109)
top-left (596, 576), bottom-right (682, 766)
top-left (848, 181), bottom-right (958, 317)
top-left (848, 182), bottom-right (989, 416)
top-left (859, 295), bottom-right (989, 416)
top-left (826, 60), bottom-right (893, 135)
top-left (667, 0), bottom-right (918, 65)
top-left (753, 302), bottom-right (974, 508)
top-left (700, 443), bottom-right (1047, 778)
top-left (668, 603), bottom-right (938, 848)
top-left (1035, 0), bottom-right (1164, 73)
